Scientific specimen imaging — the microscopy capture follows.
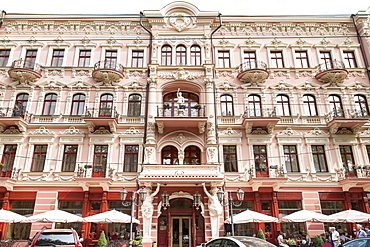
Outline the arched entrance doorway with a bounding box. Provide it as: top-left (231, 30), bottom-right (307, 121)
top-left (157, 198), bottom-right (204, 247)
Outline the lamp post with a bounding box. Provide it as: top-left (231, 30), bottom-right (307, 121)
top-left (120, 187), bottom-right (147, 246)
top-left (217, 187), bottom-right (244, 236)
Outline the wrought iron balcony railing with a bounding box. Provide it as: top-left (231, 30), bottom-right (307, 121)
top-left (238, 60), bottom-right (268, 73)
top-left (94, 60), bottom-right (124, 73)
top-left (243, 107), bottom-right (276, 118)
top-left (316, 59), bottom-right (345, 73)
top-left (85, 107), bottom-right (119, 118)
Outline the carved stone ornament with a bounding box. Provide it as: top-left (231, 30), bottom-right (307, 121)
top-left (92, 127), bottom-right (111, 134)
top-left (277, 128), bottom-right (302, 137)
top-left (30, 126), bottom-right (55, 135)
top-left (219, 128), bottom-right (242, 137)
top-left (305, 128), bottom-right (329, 137)
top-left (173, 133), bottom-right (188, 144)
top-left (335, 127), bottom-right (353, 135)
top-left (251, 128), bottom-right (268, 135)
top-left (60, 126), bottom-right (84, 135)
top-left (2, 126), bottom-right (21, 134)
top-left (123, 127), bottom-right (142, 135)
top-left (167, 13), bottom-right (196, 32)
top-left (159, 68), bottom-right (202, 80)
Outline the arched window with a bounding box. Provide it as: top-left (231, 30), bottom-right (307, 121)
top-left (161, 45), bottom-right (172, 66)
top-left (190, 45), bottom-right (201, 65)
top-left (42, 93), bottom-right (57, 115)
top-left (176, 45), bottom-right (187, 65)
top-left (276, 94), bottom-right (291, 116)
top-left (184, 146), bottom-right (201, 165)
top-left (354, 94), bottom-right (369, 117)
top-left (328, 95), bottom-right (344, 117)
top-left (128, 94), bottom-right (142, 116)
top-left (71, 93), bottom-right (85, 115)
top-left (248, 94), bottom-right (262, 117)
top-left (162, 146), bottom-right (178, 165)
top-left (163, 92), bottom-right (199, 117)
top-left (302, 94), bottom-right (317, 116)
top-left (220, 95), bottom-right (234, 116)
top-left (14, 93), bottom-right (29, 117)
top-left (99, 94), bottom-right (113, 117)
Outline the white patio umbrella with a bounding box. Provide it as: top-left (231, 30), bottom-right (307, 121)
top-left (280, 210), bottom-right (335, 223)
top-left (328, 210), bottom-right (370, 223)
top-left (21, 209), bottom-right (84, 223)
top-left (227, 209), bottom-right (279, 223)
top-left (83, 209), bottom-right (140, 224)
top-left (0, 209), bottom-right (27, 223)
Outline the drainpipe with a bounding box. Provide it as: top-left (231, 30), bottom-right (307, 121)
top-left (351, 14), bottom-right (370, 79)
top-left (210, 13), bottom-right (222, 165)
top-left (0, 11), bottom-right (6, 28)
top-left (140, 11), bottom-right (153, 164)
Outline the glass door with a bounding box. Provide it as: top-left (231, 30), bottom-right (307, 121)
top-left (171, 217), bottom-right (191, 247)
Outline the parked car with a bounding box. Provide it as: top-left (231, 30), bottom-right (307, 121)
top-left (341, 237), bottom-right (370, 247)
top-left (29, 229), bottom-right (83, 247)
top-left (200, 236), bottom-right (276, 247)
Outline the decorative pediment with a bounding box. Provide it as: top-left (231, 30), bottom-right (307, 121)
top-left (74, 36), bottom-right (97, 49)
top-left (347, 81), bottom-right (370, 91)
top-left (37, 79), bottom-right (67, 89)
top-left (265, 38), bottom-right (288, 50)
top-left (92, 127), bottom-right (112, 134)
top-left (47, 36), bottom-right (71, 49)
top-left (289, 38), bottom-right (312, 50)
top-left (214, 38), bottom-right (235, 49)
top-left (277, 128), bottom-right (302, 137)
top-left (337, 37), bottom-right (360, 50)
top-left (21, 36), bottom-right (44, 49)
top-left (165, 12), bottom-right (196, 32)
top-left (238, 38), bottom-right (262, 50)
top-left (296, 81), bottom-right (320, 91)
top-left (0, 36), bottom-right (17, 49)
top-left (269, 80), bottom-right (294, 90)
top-left (216, 80), bottom-right (239, 91)
top-left (67, 79), bottom-right (93, 89)
top-left (250, 128), bottom-right (269, 135)
top-left (127, 36), bottom-right (149, 49)
top-left (158, 68), bottom-right (203, 80)
top-left (122, 80), bottom-right (146, 91)
top-left (2, 126), bottom-right (21, 134)
top-left (304, 128), bottom-right (330, 137)
top-left (219, 128), bottom-right (242, 138)
top-left (360, 128), bottom-right (370, 137)
top-left (335, 127), bottom-right (354, 135)
top-left (59, 126), bottom-right (84, 135)
top-left (314, 37), bottom-right (336, 50)
top-left (121, 127), bottom-right (143, 136)
top-left (100, 36), bottom-right (123, 49)
top-left (29, 126), bottom-right (55, 136)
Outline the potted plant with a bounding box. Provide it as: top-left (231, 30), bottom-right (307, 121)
top-left (314, 234), bottom-right (323, 247)
top-left (178, 104), bottom-right (186, 109)
top-left (286, 239), bottom-right (297, 246)
top-left (132, 229), bottom-right (142, 247)
top-left (163, 103), bottom-right (170, 109)
top-left (194, 104), bottom-right (201, 109)
top-left (84, 164), bottom-right (92, 169)
top-left (352, 164), bottom-right (361, 170)
top-left (98, 231), bottom-right (108, 247)
top-left (257, 229), bottom-right (265, 240)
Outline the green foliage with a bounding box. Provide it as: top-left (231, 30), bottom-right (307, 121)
top-left (286, 239), bottom-right (297, 245)
top-left (132, 229), bottom-right (143, 246)
top-left (314, 235), bottom-right (324, 247)
top-left (97, 231), bottom-right (108, 247)
top-left (257, 229), bottom-right (265, 240)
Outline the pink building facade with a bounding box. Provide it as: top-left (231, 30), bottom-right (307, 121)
top-left (0, 2), bottom-right (370, 246)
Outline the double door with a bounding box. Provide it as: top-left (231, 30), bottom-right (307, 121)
top-left (171, 217), bottom-right (191, 247)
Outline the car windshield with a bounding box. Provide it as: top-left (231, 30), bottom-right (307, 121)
top-left (233, 237), bottom-right (275, 247)
top-left (35, 232), bottom-right (75, 246)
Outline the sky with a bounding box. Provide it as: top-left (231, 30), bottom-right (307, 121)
top-left (1, 0), bottom-right (369, 16)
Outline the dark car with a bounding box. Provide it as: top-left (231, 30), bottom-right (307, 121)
top-left (342, 237), bottom-right (370, 247)
top-left (30, 229), bottom-right (83, 247)
top-left (202, 236), bottom-right (276, 247)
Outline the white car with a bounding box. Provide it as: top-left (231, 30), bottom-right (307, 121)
top-left (200, 236), bottom-right (276, 247)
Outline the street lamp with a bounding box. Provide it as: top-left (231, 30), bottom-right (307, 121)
top-left (217, 187), bottom-right (245, 236)
top-left (120, 187), bottom-right (147, 246)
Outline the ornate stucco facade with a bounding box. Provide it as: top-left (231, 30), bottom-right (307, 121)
top-left (1, 2), bottom-right (370, 246)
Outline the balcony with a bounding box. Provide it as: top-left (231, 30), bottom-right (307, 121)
top-left (242, 108), bottom-right (279, 134)
top-left (0, 107), bottom-right (30, 132)
top-left (248, 165), bottom-right (287, 191)
top-left (83, 107), bottom-right (119, 133)
top-left (8, 59), bottom-right (42, 84)
top-left (315, 60), bottom-right (348, 84)
top-left (237, 61), bottom-right (269, 83)
top-left (325, 109), bottom-right (368, 134)
top-left (338, 167), bottom-right (370, 191)
top-left (156, 106), bottom-right (207, 134)
top-left (138, 164), bottom-right (224, 185)
top-left (92, 60), bottom-right (124, 84)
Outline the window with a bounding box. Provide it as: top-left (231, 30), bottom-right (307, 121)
top-left (93, 145), bottom-right (108, 168)
top-left (14, 93), bottom-right (29, 117)
top-left (176, 45), bottom-right (186, 65)
top-left (24, 50), bottom-right (37, 69)
top-left (243, 51), bottom-right (257, 68)
top-left (253, 145), bottom-right (268, 172)
top-left (1, 145), bottom-right (17, 177)
top-left (270, 51), bottom-right (284, 68)
top-left (58, 201), bottom-right (82, 232)
top-left (294, 51), bottom-right (309, 68)
top-left (78, 50), bottom-right (91, 67)
top-left (10, 200), bottom-right (35, 240)
top-left (328, 95), bottom-right (343, 117)
top-left (279, 201), bottom-right (304, 239)
top-left (319, 51), bottom-right (333, 70)
top-left (217, 51), bottom-right (230, 68)
top-left (42, 93), bottom-right (57, 115)
top-left (124, 145), bottom-right (139, 172)
top-left (283, 145), bottom-right (299, 172)
top-left (161, 45), bottom-right (172, 66)
top-left (247, 95), bottom-right (262, 117)
top-left (354, 95), bottom-right (369, 116)
top-left (190, 45), bottom-right (201, 65)
top-left (339, 145), bottom-right (354, 171)
top-left (105, 50), bottom-right (117, 69)
top-left (302, 94), bottom-right (317, 116)
top-left (223, 145), bottom-right (237, 172)
top-left (321, 200), bottom-right (343, 215)
top-left (51, 49), bottom-right (64, 67)
top-left (0, 49), bottom-right (10, 67)
top-left (184, 146), bottom-right (200, 165)
top-left (62, 145), bottom-right (78, 172)
top-left (128, 94), bottom-right (141, 116)
top-left (71, 94), bottom-right (85, 115)
top-left (132, 50), bottom-right (144, 68)
top-left (220, 95), bottom-right (234, 116)
top-left (32, 145), bottom-right (47, 172)
top-left (162, 146), bottom-right (178, 165)
top-left (99, 94), bottom-right (113, 117)
top-left (343, 51), bottom-right (357, 68)
top-left (311, 145), bottom-right (328, 172)
top-left (276, 94), bottom-right (291, 116)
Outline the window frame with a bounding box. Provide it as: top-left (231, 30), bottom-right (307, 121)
top-left (14, 93), bottom-right (29, 117)
top-left (124, 145), bottom-right (139, 172)
top-left (253, 145), bottom-right (268, 172)
top-left (328, 94), bottom-right (344, 117)
top-left (247, 94), bottom-right (262, 117)
top-left (294, 50), bottom-right (309, 68)
top-left (276, 94), bottom-right (291, 116)
top-left (311, 145), bottom-right (328, 172)
top-left (71, 93), bottom-right (86, 116)
top-left (220, 94), bottom-right (234, 116)
top-left (51, 49), bottom-right (65, 67)
top-left (0, 49), bottom-right (10, 67)
top-left (342, 51), bottom-right (357, 68)
top-left (190, 45), bottom-right (201, 66)
top-left (128, 94), bottom-right (142, 116)
top-left (42, 93), bottom-right (57, 115)
top-left (104, 50), bottom-right (118, 69)
top-left (24, 50), bottom-right (37, 69)
top-left (99, 94), bottom-right (113, 117)
top-left (32, 145), bottom-right (48, 172)
top-left (354, 94), bottom-right (369, 116)
top-left (78, 50), bottom-right (91, 67)
top-left (283, 145), bottom-right (300, 172)
top-left (217, 50), bottom-right (231, 68)
top-left (161, 45), bottom-right (172, 66)
top-left (302, 94), bottom-right (318, 116)
top-left (270, 50), bottom-right (285, 68)
top-left (161, 146), bottom-right (178, 165)
top-left (176, 45), bottom-right (187, 65)
top-left (223, 145), bottom-right (238, 172)
top-left (131, 50), bottom-right (144, 68)
top-left (62, 145), bottom-right (78, 172)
